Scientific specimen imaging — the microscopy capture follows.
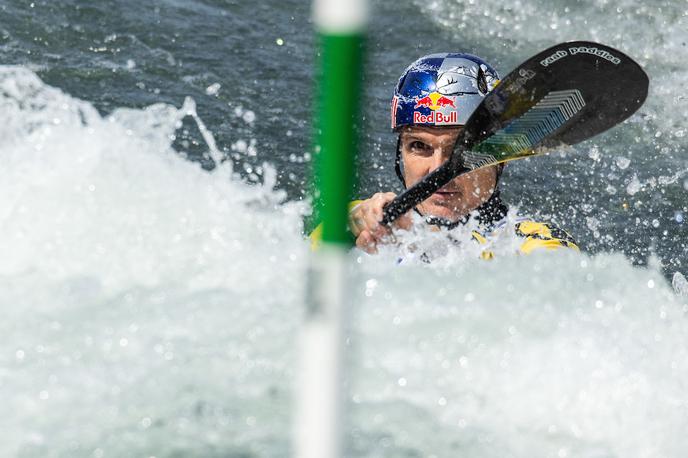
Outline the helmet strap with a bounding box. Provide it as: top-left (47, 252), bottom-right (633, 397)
top-left (394, 136), bottom-right (406, 187)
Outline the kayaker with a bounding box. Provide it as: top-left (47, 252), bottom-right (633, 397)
top-left (313, 53), bottom-right (578, 259)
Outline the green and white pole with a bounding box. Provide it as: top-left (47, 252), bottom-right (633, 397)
top-left (295, 1), bottom-right (367, 458)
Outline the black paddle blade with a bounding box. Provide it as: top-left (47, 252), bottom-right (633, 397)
top-left (461, 41), bottom-right (649, 168)
top-left (381, 41), bottom-right (649, 225)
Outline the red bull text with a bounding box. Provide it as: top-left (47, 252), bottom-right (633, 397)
top-left (413, 110), bottom-right (458, 124)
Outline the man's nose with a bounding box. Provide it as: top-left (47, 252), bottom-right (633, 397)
top-left (428, 145), bottom-right (452, 172)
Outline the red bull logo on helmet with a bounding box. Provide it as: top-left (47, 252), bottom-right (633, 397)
top-left (414, 91), bottom-right (456, 111)
top-left (413, 91), bottom-right (459, 125)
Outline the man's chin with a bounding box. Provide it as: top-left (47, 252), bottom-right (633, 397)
top-left (418, 203), bottom-right (466, 223)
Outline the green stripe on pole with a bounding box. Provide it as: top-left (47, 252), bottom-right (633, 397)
top-left (314, 33), bottom-right (364, 246)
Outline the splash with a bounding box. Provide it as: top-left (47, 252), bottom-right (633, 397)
top-left (351, 251), bottom-right (688, 458)
top-left (0, 66), bottom-right (307, 457)
top-left (673, 272), bottom-right (688, 296)
top-left (0, 66), bottom-right (303, 289)
top-left (1, 67), bottom-right (688, 458)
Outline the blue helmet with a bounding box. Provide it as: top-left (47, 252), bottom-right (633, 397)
top-left (391, 53), bottom-right (500, 130)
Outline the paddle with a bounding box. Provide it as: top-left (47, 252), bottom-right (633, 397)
top-left (380, 41), bottom-right (649, 225)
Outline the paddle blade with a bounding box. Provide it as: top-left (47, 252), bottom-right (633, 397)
top-left (459, 41), bottom-right (649, 170)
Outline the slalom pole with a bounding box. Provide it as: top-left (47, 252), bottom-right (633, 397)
top-left (294, 1), bottom-right (367, 458)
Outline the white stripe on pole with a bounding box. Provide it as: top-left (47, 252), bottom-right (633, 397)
top-left (295, 246), bottom-right (349, 458)
top-left (313, 0), bottom-right (368, 33)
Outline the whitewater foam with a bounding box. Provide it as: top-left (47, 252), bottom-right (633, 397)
top-left (1, 67), bottom-right (688, 457)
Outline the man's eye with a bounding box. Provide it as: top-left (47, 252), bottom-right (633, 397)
top-left (410, 141), bottom-right (430, 151)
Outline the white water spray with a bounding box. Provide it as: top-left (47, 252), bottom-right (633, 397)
top-left (1, 67), bottom-right (688, 457)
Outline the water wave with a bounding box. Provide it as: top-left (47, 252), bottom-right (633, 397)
top-left (1, 67), bottom-right (687, 457)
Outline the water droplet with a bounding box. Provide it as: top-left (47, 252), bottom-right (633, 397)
top-left (205, 83), bottom-right (221, 96)
top-left (615, 156), bottom-right (631, 169)
top-left (232, 139), bottom-right (247, 153)
top-left (626, 175), bottom-right (641, 195)
top-left (586, 216), bottom-right (600, 231)
top-left (365, 278), bottom-right (378, 297)
top-left (242, 110), bottom-right (255, 124)
top-left (588, 146), bottom-right (600, 161)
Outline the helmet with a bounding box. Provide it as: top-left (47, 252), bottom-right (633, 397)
top-left (391, 53), bottom-right (508, 228)
top-left (391, 53), bottom-right (500, 130)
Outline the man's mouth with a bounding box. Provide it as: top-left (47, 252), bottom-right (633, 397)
top-left (436, 183), bottom-right (461, 193)
top-left (432, 189), bottom-right (460, 202)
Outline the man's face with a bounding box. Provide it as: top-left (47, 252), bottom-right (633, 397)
top-left (399, 125), bottom-right (498, 222)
